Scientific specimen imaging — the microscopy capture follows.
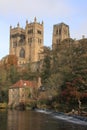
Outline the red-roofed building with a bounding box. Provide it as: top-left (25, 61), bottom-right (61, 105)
top-left (8, 80), bottom-right (37, 107)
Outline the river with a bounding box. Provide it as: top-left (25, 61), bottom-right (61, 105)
top-left (0, 110), bottom-right (87, 130)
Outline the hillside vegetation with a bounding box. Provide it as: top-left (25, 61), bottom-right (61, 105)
top-left (0, 38), bottom-right (87, 112)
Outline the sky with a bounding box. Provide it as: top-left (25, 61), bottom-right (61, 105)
top-left (0, 0), bottom-right (87, 59)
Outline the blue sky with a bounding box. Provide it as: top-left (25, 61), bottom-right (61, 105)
top-left (0, 0), bottom-right (87, 59)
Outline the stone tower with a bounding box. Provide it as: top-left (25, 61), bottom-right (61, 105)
top-left (52, 22), bottom-right (70, 49)
top-left (9, 18), bottom-right (44, 65)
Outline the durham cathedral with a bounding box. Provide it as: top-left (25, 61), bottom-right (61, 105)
top-left (1, 17), bottom-right (86, 69)
top-left (9, 17), bottom-right (70, 66)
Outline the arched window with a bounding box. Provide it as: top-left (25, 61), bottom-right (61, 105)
top-left (59, 28), bottom-right (61, 35)
top-left (56, 29), bottom-right (58, 34)
top-left (19, 48), bottom-right (25, 58)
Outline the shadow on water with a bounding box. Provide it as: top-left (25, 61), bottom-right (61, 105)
top-left (0, 110), bottom-right (87, 130)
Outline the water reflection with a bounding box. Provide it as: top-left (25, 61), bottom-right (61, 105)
top-left (0, 110), bottom-right (87, 130)
top-left (0, 110), bottom-right (7, 130)
top-left (7, 110), bottom-right (41, 130)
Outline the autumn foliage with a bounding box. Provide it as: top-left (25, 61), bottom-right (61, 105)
top-left (0, 55), bottom-right (18, 69)
top-left (60, 77), bottom-right (87, 106)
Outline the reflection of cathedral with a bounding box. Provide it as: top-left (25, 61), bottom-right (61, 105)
top-left (9, 17), bottom-right (44, 65)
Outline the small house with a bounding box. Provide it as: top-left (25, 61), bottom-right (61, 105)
top-left (8, 80), bottom-right (37, 107)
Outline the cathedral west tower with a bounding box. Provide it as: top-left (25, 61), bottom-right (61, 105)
top-left (9, 17), bottom-right (44, 65)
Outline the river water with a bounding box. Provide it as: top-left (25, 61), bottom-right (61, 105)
top-left (0, 110), bottom-right (87, 130)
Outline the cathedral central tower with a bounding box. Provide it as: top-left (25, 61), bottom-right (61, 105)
top-left (52, 22), bottom-right (70, 49)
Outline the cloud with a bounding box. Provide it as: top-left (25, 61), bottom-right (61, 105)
top-left (0, 0), bottom-right (73, 18)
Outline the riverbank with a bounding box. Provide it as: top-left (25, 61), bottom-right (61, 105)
top-left (0, 103), bottom-right (7, 110)
top-left (8, 100), bottom-right (87, 118)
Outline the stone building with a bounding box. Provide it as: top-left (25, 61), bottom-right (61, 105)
top-left (52, 22), bottom-right (70, 49)
top-left (8, 80), bottom-right (37, 107)
top-left (9, 17), bottom-right (44, 65)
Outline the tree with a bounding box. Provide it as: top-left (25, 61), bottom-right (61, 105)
top-left (9, 65), bottom-right (19, 83)
top-left (40, 47), bottom-right (51, 84)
